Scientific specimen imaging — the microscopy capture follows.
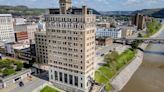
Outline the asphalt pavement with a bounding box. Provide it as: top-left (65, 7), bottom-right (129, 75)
top-left (10, 76), bottom-right (48, 92)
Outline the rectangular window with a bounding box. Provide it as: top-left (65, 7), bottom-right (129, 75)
top-left (51, 75), bottom-right (53, 80)
top-left (74, 76), bottom-right (78, 86)
top-left (59, 72), bottom-right (63, 82)
top-left (64, 74), bottom-right (68, 83)
top-left (69, 75), bottom-right (73, 85)
top-left (54, 71), bottom-right (58, 80)
top-left (81, 83), bottom-right (83, 88)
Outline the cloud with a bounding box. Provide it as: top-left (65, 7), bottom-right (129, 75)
top-left (0, 0), bottom-right (163, 11)
top-left (124, 0), bottom-right (164, 6)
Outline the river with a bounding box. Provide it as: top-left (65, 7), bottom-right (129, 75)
top-left (121, 20), bottom-right (164, 92)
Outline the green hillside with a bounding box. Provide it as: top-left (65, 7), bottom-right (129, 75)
top-left (0, 5), bottom-right (45, 16)
top-left (133, 8), bottom-right (164, 18)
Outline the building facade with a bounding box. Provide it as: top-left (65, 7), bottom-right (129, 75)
top-left (13, 18), bottom-right (27, 25)
top-left (120, 26), bottom-right (134, 38)
top-left (27, 24), bottom-right (38, 43)
top-left (0, 14), bottom-right (15, 43)
top-left (96, 37), bottom-right (113, 46)
top-left (14, 24), bottom-right (38, 44)
top-left (35, 31), bottom-right (48, 70)
top-left (96, 28), bottom-right (122, 38)
top-left (97, 22), bottom-right (111, 28)
top-left (46, 0), bottom-right (96, 92)
top-left (14, 24), bottom-right (29, 43)
top-left (132, 13), bottom-right (146, 30)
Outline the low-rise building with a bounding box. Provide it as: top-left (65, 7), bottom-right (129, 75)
top-left (14, 24), bottom-right (29, 43)
top-left (14, 24), bottom-right (38, 44)
top-left (120, 26), bottom-right (135, 38)
top-left (96, 28), bottom-right (122, 38)
top-left (4, 42), bottom-right (36, 62)
top-left (13, 18), bottom-right (27, 25)
top-left (96, 37), bottom-right (113, 46)
top-left (97, 22), bottom-right (111, 28)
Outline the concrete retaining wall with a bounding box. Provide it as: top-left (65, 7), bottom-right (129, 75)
top-left (110, 24), bottom-right (164, 92)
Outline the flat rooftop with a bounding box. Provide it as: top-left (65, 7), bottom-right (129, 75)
top-left (0, 14), bottom-right (12, 17)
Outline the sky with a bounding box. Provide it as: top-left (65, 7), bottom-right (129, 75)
top-left (0, 0), bottom-right (164, 11)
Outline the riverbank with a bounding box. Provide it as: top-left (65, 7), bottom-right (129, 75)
top-left (110, 23), bottom-right (164, 92)
top-left (144, 20), bottom-right (162, 38)
top-left (95, 49), bottom-right (136, 92)
top-left (121, 20), bottom-right (164, 92)
top-left (150, 24), bottom-right (164, 38)
top-left (110, 50), bottom-right (143, 92)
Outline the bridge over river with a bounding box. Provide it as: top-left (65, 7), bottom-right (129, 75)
top-left (114, 38), bottom-right (164, 44)
top-left (113, 37), bottom-right (164, 55)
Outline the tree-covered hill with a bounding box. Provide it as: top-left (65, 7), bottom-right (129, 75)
top-left (0, 5), bottom-right (101, 16)
top-left (0, 5), bottom-right (45, 16)
top-left (133, 8), bottom-right (164, 18)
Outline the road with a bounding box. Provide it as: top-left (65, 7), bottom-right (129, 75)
top-left (10, 76), bottom-right (48, 92)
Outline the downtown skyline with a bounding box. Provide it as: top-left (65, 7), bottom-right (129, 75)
top-left (0, 0), bottom-right (163, 11)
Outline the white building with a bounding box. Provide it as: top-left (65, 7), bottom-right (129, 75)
top-left (46, 0), bottom-right (96, 92)
top-left (0, 14), bottom-right (15, 43)
top-left (96, 28), bottom-right (122, 38)
top-left (27, 24), bottom-right (38, 43)
top-left (38, 20), bottom-right (46, 31)
top-left (14, 18), bottom-right (27, 25)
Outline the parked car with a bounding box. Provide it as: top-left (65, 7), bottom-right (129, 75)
top-left (19, 81), bottom-right (24, 87)
top-left (101, 54), bottom-right (104, 56)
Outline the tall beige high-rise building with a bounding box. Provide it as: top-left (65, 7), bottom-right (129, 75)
top-left (45, 0), bottom-right (96, 92)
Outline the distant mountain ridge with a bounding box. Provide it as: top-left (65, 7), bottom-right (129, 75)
top-left (0, 5), bottom-right (45, 16)
top-left (100, 8), bottom-right (164, 18)
top-left (100, 11), bottom-right (133, 16)
top-left (133, 8), bottom-right (164, 18)
top-left (0, 5), bottom-right (101, 16)
top-left (0, 5), bottom-right (163, 18)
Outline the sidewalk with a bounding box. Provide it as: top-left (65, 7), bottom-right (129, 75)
top-left (10, 76), bottom-right (48, 92)
top-left (0, 76), bottom-right (48, 92)
top-left (0, 77), bottom-right (32, 92)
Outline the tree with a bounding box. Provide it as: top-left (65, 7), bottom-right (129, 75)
top-left (131, 40), bottom-right (140, 49)
top-left (15, 62), bottom-right (23, 71)
top-left (138, 33), bottom-right (143, 38)
top-left (3, 69), bottom-right (16, 76)
top-left (104, 50), bottom-right (119, 67)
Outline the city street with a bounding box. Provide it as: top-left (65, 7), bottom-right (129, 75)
top-left (9, 76), bottom-right (48, 92)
